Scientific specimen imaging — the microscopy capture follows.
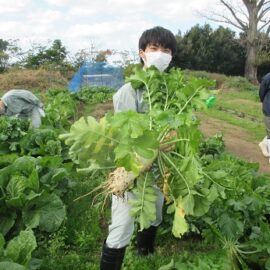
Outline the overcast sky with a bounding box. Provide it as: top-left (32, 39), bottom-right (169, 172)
top-left (0, 0), bottom-right (225, 55)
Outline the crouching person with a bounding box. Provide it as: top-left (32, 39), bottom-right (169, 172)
top-left (0, 89), bottom-right (45, 128)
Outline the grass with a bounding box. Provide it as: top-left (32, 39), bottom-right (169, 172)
top-left (214, 89), bottom-right (261, 117)
top-left (222, 76), bottom-right (259, 92)
top-left (217, 99), bottom-right (261, 118)
top-left (199, 109), bottom-right (265, 141)
top-left (199, 78), bottom-right (265, 141)
top-left (0, 69), bottom-right (68, 92)
top-left (76, 100), bottom-right (96, 118)
top-left (122, 247), bottom-right (228, 270)
top-left (183, 69), bottom-right (227, 88)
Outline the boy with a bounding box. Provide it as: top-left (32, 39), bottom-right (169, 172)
top-left (0, 89), bottom-right (45, 128)
top-left (100, 26), bottom-right (177, 270)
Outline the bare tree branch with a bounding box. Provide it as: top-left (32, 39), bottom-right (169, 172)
top-left (258, 0), bottom-right (266, 10)
top-left (220, 0), bottom-right (248, 28)
top-left (259, 19), bottom-right (270, 31)
top-left (258, 6), bottom-right (270, 21)
top-left (198, 0), bottom-right (269, 82)
top-left (199, 10), bottom-right (248, 30)
top-left (237, 4), bottom-right (250, 21)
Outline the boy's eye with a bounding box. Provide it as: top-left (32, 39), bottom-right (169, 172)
top-left (163, 49), bottom-right (172, 54)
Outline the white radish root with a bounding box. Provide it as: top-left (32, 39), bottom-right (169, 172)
top-left (107, 167), bottom-right (136, 197)
top-left (107, 150), bottom-right (158, 197)
top-left (74, 151), bottom-right (158, 201)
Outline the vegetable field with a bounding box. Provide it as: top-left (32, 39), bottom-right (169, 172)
top-left (0, 70), bottom-right (270, 270)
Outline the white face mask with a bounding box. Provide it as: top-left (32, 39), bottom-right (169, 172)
top-left (143, 51), bottom-right (172, 72)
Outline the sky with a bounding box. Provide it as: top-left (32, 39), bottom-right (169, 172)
top-left (0, 0), bottom-right (226, 56)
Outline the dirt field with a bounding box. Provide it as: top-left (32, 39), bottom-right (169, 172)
top-left (200, 116), bottom-right (269, 174)
top-left (91, 102), bottom-right (114, 119)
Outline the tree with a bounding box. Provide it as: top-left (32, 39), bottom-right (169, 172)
top-left (210, 26), bottom-right (246, 75)
top-left (0, 39), bottom-right (9, 72)
top-left (71, 43), bottom-right (113, 69)
top-left (257, 32), bottom-right (270, 80)
top-left (172, 24), bottom-right (245, 76)
top-left (23, 43), bottom-right (46, 68)
top-left (111, 50), bottom-right (139, 67)
top-left (44, 39), bottom-right (67, 65)
top-left (71, 46), bottom-right (96, 69)
top-left (201, 0), bottom-right (270, 83)
top-left (7, 39), bottom-right (26, 68)
top-left (24, 39), bottom-right (67, 68)
top-left (94, 49), bottom-right (112, 62)
top-left (173, 25), bottom-right (214, 71)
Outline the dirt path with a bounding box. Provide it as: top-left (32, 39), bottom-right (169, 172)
top-left (91, 101), bottom-right (270, 174)
top-left (199, 116), bottom-right (269, 174)
top-left (91, 102), bottom-right (114, 119)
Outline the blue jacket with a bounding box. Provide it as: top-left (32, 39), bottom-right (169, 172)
top-left (259, 72), bottom-right (270, 116)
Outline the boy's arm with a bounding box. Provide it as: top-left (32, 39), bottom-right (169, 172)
top-left (113, 83), bottom-right (137, 113)
top-left (259, 76), bottom-right (270, 102)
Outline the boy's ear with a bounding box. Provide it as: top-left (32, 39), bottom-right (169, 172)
top-left (139, 49), bottom-right (145, 61)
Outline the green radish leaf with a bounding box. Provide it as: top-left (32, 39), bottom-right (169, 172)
top-left (129, 174), bottom-right (157, 230)
top-left (172, 207), bottom-right (188, 238)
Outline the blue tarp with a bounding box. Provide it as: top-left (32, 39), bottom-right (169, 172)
top-left (69, 61), bottom-right (124, 92)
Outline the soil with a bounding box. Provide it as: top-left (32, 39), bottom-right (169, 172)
top-left (200, 116), bottom-right (269, 174)
top-left (92, 102), bottom-right (114, 119)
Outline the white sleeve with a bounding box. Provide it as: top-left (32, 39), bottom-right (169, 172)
top-left (31, 106), bottom-right (42, 128)
top-left (113, 83), bottom-right (137, 113)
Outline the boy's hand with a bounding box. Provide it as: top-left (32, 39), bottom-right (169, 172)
top-left (160, 130), bottom-right (177, 152)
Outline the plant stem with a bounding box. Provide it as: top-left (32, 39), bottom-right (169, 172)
top-left (77, 166), bottom-right (115, 172)
top-left (139, 172), bottom-right (149, 215)
top-left (161, 152), bottom-right (190, 194)
top-left (160, 138), bottom-right (189, 145)
top-left (143, 73), bottom-right (154, 130)
top-left (178, 87), bottom-right (202, 114)
top-left (171, 151), bottom-right (185, 159)
top-left (202, 171), bottom-right (233, 190)
top-left (164, 78), bottom-right (169, 110)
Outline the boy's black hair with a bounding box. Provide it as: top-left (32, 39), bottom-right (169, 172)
top-left (139, 26), bottom-right (177, 56)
